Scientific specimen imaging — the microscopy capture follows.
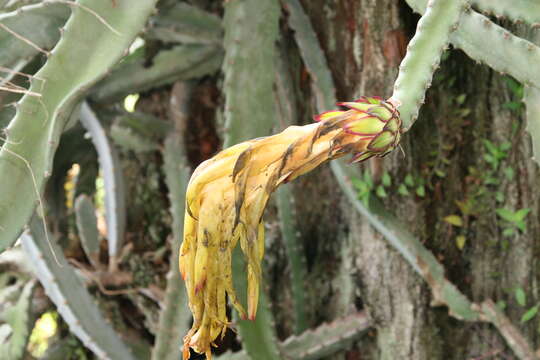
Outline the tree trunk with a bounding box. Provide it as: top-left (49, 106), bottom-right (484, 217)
top-left (21, 1), bottom-right (539, 359)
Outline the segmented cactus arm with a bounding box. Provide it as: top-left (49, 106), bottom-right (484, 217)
top-left (390, 0), bottom-right (467, 129)
top-left (0, 0), bottom-right (157, 252)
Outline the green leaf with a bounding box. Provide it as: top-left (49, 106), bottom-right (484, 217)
top-left (444, 215), bottom-right (463, 227)
top-left (495, 192), bottom-right (504, 203)
top-left (398, 184), bottom-right (410, 196)
top-left (483, 139), bottom-right (498, 156)
top-left (500, 141), bottom-right (512, 152)
top-left (516, 220), bottom-right (527, 233)
top-left (434, 169), bottom-right (446, 178)
top-left (521, 305), bottom-right (539, 323)
top-left (503, 167), bottom-right (515, 180)
top-left (503, 101), bottom-right (523, 111)
top-left (503, 227), bottom-right (515, 237)
top-left (382, 172), bottom-right (391, 187)
top-left (455, 235), bottom-right (466, 250)
top-left (496, 208), bottom-right (517, 223)
top-left (515, 288), bottom-right (527, 307)
top-left (515, 208), bottom-right (531, 221)
top-left (456, 93), bottom-right (466, 105)
top-left (404, 174), bottom-right (415, 187)
top-left (363, 172), bottom-right (374, 187)
top-left (376, 186), bottom-right (387, 198)
top-left (416, 185), bottom-right (425, 198)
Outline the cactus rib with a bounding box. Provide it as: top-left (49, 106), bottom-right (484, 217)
top-left (274, 48), bottom-right (309, 334)
top-left (472, 0), bottom-right (540, 26)
top-left (524, 86), bottom-right (540, 165)
top-left (282, 0), bottom-right (335, 110)
top-left (217, 312), bottom-right (370, 360)
top-left (21, 215), bottom-right (136, 360)
top-left (0, 0), bottom-right (158, 252)
top-left (390, 0), bottom-right (466, 129)
top-left (405, 0), bottom-right (540, 89)
top-left (74, 194), bottom-right (100, 268)
top-left (147, 2), bottom-right (222, 45)
top-left (151, 82), bottom-right (192, 360)
top-left (221, 0), bottom-right (282, 358)
top-left (0, 2), bottom-right (69, 68)
top-left (79, 102), bottom-right (125, 271)
top-left (0, 280), bottom-right (35, 360)
top-left (90, 44), bottom-right (222, 103)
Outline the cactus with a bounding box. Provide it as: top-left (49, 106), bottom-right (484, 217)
top-left (110, 123), bottom-right (158, 154)
top-left (525, 86), bottom-right (540, 165)
top-left (151, 82), bottom-right (192, 360)
top-left (405, 0), bottom-right (540, 89)
top-left (472, 0), bottom-right (540, 26)
top-left (110, 111), bottom-right (172, 153)
top-left (274, 50), bottom-right (309, 334)
top-left (147, 2), bottom-right (222, 45)
top-left (222, 0), bottom-right (280, 146)
top-left (79, 102), bottom-right (125, 272)
top-left (74, 194), bottom-right (100, 268)
top-left (217, 312), bottom-right (370, 360)
top-left (0, 2), bottom-right (69, 68)
top-left (282, 0), bottom-right (335, 110)
top-left (200, 0), bottom-right (282, 358)
top-left (114, 111), bottom-right (172, 141)
top-left (288, 0), bottom-right (478, 321)
top-left (0, 280), bottom-right (35, 360)
top-left (0, 0), bottom-right (158, 252)
top-left (91, 44), bottom-right (223, 103)
top-left (390, 0), bottom-right (466, 129)
top-left (21, 215), bottom-right (137, 360)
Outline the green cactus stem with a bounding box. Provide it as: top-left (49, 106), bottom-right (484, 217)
top-left (289, 0), bottom-right (478, 321)
top-left (222, 0), bottom-right (282, 358)
top-left (405, 0), bottom-right (540, 89)
top-left (90, 44), bottom-right (222, 103)
top-left (21, 215), bottom-right (136, 360)
top-left (0, 0), bottom-right (158, 252)
top-left (390, 0), bottom-right (467, 129)
top-left (282, 0), bottom-right (335, 110)
top-left (110, 111), bottom-right (172, 153)
top-left (151, 82), bottom-right (192, 360)
top-left (275, 47), bottom-right (309, 334)
top-left (74, 194), bottom-right (100, 268)
top-left (217, 312), bottom-right (370, 360)
top-left (524, 86), bottom-right (540, 165)
top-left (79, 102), bottom-right (125, 272)
top-left (0, 280), bottom-right (35, 360)
top-left (472, 0), bottom-right (540, 26)
top-left (147, 2), bottom-right (222, 45)
top-left (0, 2), bottom-right (69, 68)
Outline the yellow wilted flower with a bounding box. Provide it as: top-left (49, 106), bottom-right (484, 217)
top-left (180, 96), bottom-right (401, 359)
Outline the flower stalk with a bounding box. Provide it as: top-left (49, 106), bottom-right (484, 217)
top-left (180, 97), bottom-right (402, 359)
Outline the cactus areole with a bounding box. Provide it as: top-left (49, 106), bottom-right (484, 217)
top-left (179, 97), bottom-right (402, 359)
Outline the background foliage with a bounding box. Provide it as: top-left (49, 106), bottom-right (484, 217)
top-left (1, 0), bottom-right (540, 359)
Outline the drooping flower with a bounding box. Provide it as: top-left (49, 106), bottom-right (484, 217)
top-left (180, 97), bottom-right (401, 359)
